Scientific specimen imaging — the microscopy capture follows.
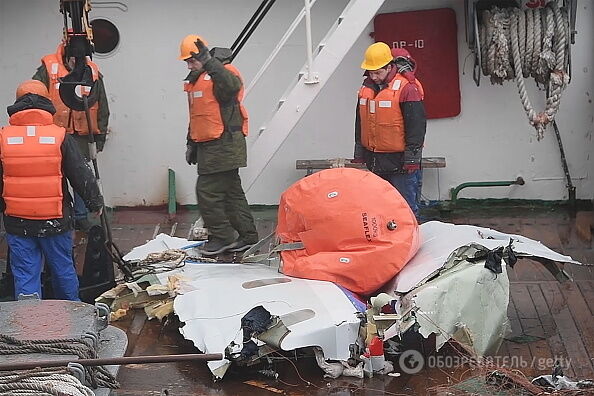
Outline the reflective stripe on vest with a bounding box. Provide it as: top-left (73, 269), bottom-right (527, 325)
top-left (41, 44), bottom-right (100, 135)
top-left (184, 64), bottom-right (249, 143)
top-left (358, 74), bottom-right (424, 153)
top-left (0, 109), bottom-right (65, 220)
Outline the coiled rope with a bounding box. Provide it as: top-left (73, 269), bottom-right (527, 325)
top-left (0, 367), bottom-right (94, 396)
top-left (479, 1), bottom-right (570, 139)
top-left (0, 334), bottom-right (119, 389)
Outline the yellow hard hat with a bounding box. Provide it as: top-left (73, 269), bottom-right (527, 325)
top-left (360, 42), bottom-right (393, 70)
top-left (179, 34), bottom-right (208, 60)
top-left (16, 80), bottom-right (49, 100)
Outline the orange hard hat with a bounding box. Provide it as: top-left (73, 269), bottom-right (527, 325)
top-left (179, 34), bottom-right (208, 60)
top-left (15, 80), bottom-right (49, 100)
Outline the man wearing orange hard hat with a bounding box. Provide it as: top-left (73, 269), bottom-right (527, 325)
top-left (0, 80), bottom-right (103, 300)
top-left (179, 34), bottom-right (258, 256)
top-left (354, 42), bottom-right (426, 219)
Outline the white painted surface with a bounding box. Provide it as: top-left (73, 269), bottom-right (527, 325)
top-left (0, 0), bottom-right (592, 206)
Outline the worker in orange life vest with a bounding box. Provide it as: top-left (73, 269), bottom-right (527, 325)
top-left (0, 80), bottom-right (104, 300)
top-left (32, 39), bottom-right (110, 231)
top-left (354, 42), bottom-right (427, 218)
top-left (180, 35), bottom-right (258, 256)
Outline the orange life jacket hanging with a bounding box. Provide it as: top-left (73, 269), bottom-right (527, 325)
top-left (276, 168), bottom-right (420, 295)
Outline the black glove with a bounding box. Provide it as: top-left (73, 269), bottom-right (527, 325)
top-left (191, 39), bottom-right (212, 65)
top-left (186, 143), bottom-right (197, 165)
top-left (403, 148), bottom-right (422, 173)
top-left (95, 133), bottom-right (107, 152)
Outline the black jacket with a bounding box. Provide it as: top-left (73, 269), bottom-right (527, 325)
top-left (0, 94), bottom-right (104, 237)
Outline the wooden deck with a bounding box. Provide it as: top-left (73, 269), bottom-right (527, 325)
top-left (452, 211), bottom-right (594, 379)
top-left (1, 204), bottom-right (592, 394)
top-left (103, 206), bottom-right (594, 385)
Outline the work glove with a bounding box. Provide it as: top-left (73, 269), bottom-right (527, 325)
top-left (402, 148), bottom-right (422, 173)
top-left (191, 39), bottom-right (212, 65)
top-left (185, 143), bottom-right (197, 165)
top-left (95, 133), bottom-right (107, 152)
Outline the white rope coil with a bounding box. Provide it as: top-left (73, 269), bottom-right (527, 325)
top-left (0, 368), bottom-right (94, 396)
top-left (479, 1), bottom-right (570, 139)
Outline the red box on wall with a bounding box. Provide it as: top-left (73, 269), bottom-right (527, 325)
top-left (373, 8), bottom-right (461, 119)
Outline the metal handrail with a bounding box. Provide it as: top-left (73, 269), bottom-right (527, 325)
top-left (245, 0), bottom-right (319, 97)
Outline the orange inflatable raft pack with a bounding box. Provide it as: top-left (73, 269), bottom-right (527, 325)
top-left (276, 168), bottom-right (420, 295)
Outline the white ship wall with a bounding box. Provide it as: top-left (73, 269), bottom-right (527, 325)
top-left (0, 0), bottom-right (592, 206)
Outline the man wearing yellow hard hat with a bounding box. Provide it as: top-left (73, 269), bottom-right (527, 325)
top-left (179, 34), bottom-right (258, 256)
top-left (354, 42), bottom-right (426, 219)
top-left (0, 80), bottom-right (103, 300)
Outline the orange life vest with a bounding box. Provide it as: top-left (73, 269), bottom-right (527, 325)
top-left (358, 74), bottom-right (424, 153)
top-left (0, 109), bottom-right (65, 220)
top-left (276, 168), bottom-right (420, 295)
top-left (41, 44), bottom-right (100, 135)
top-left (184, 64), bottom-right (249, 143)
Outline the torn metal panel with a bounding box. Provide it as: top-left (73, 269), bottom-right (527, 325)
top-left (378, 221), bottom-right (583, 357)
top-left (385, 221), bottom-right (579, 294)
top-left (172, 264), bottom-right (362, 379)
top-left (393, 255), bottom-right (511, 356)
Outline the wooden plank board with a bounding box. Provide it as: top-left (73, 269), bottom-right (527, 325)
top-left (558, 282), bottom-right (594, 365)
top-left (505, 295), bottom-right (535, 376)
top-left (296, 156), bottom-right (446, 169)
top-left (510, 284), bottom-right (551, 376)
top-left (519, 220), bottom-right (563, 251)
top-left (577, 281), bottom-right (594, 317)
top-left (540, 282), bottom-right (594, 378)
top-left (526, 283), bottom-right (575, 378)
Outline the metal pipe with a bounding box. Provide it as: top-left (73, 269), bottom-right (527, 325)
top-left (0, 353), bottom-right (224, 371)
top-left (450, 177), bottom-right (525, 204)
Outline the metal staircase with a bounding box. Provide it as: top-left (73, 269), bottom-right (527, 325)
top-left (242, 0), bottom-right (386, 193)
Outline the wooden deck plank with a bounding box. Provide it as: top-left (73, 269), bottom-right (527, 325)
top-left (520, 221), bottom-right (563, 250)
top-left (558, 282), bottom-right (594, 364)
top-left (526, 283), bottom-right (575, 378)
top-left (505, 294), bottom-right (534, 376)
top-left (540, 282), bottom-right (594, 378)
top-left (576, 281), bottom-right (594, 317)
top-left (511, 260), bottom-right (556, 282)
top-left (510, 284), bottom-right (553, 376)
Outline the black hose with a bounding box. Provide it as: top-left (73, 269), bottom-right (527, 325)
top-left (231, 0), bottom-right (271, 52)
top-left (231, 0), bottom-right (277, 62)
